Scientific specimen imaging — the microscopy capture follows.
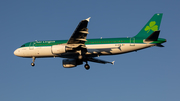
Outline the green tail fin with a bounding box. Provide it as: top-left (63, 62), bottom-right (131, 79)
top-left (133, 13), bottom-right (163, 39)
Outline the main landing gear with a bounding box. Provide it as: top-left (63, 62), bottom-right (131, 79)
top-left (84, 61), bottom-right (90, 70)
top-left (31, 57), bottom-right (36, 66)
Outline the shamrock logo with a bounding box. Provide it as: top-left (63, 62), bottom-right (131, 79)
top-left (144, 21), bottom-right (158, 33)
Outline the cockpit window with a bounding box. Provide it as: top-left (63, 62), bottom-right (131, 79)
top-left (21, 45), bottom-right (25, 47)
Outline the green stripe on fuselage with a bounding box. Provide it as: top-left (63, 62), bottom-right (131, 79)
top-left (20, 37), bottom-right (165, 48)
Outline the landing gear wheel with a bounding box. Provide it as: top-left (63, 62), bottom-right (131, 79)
top-left (31, 62), bottom-right (35, 66)
top-left (31, 57), bottom-right (36, 66)
top-left (84, 64), bottom-right (90, 70)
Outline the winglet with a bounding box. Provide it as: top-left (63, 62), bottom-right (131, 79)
top-left (85, 17), bottom-right (91, 22)
top-left (111, 61), bottom-right (115, 65)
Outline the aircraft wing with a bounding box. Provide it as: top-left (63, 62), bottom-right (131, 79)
top-left (87, 57), bottom-right (115, 65)
top-left (67, 17), bottom-right (91, 44)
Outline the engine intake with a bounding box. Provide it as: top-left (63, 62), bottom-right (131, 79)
top-left (63, 59), bottom-right (83, 68)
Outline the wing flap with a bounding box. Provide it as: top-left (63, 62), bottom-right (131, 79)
top-left (79, 31), bottom-right (89, 34)
top-left (76, 38), bottom-right (87, 41)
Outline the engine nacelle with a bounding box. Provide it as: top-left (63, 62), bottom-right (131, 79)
top-left (62, 59), bottom-right (83, 68)
top-left (51, 45), bottom-right (66, 54)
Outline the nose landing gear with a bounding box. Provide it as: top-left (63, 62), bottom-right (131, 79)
top-left (31, 62), bottom-right (35, 66)
top-left (31, 57), bottom-right (36, 66)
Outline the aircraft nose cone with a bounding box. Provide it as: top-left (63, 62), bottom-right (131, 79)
top-left (14, 49), bottom-right (20, 56)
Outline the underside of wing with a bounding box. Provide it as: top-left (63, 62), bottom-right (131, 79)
top-left (67, 17), bottom-right (91, 44)
top-left (87, 57), bottom-right (115, 65)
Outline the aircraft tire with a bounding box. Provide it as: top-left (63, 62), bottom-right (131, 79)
top-left (84, 64), bottom-right (90, 70)
top-left (31, 62), bottom-right (35, 66)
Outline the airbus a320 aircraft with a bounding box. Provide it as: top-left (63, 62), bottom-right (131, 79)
top-left (14, 13), bottom-right (166, 70)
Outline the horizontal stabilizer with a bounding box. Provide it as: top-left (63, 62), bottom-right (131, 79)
top-left (145, 30), bottom-right (160, 41)
top-left (156, 44), bottom-right (164, 47)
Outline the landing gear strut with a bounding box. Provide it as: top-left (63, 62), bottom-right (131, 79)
top-left (84, 61), bottom-right (90, 70)
top-left (31, 57), bottom-right (36, 66)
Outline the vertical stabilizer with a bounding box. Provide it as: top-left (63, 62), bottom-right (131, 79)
top-left (133, 13), bottom-right (163, 39)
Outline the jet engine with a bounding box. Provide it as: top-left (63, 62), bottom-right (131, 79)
top-left (62, 59), bottom-right (83, 68)
top-left (51, 45), bottom-right (67, 54)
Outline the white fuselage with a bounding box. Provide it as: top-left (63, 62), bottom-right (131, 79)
top-left (14, 43), bottom-right (154, 58)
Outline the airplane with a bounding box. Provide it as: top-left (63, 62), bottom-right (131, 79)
top-left (14, 13), bottom-right (166, 70)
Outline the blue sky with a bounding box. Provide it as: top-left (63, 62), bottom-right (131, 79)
top-left (0, 0), bottom-right (180, 101)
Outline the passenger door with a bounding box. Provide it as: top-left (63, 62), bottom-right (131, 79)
top-left (130, 38), bottom-right (135, 46)
top-left (29, 42), bottom-right (35, 50)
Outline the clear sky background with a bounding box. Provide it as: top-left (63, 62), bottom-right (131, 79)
top-left (0, 0), bottom-right (179, 101)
